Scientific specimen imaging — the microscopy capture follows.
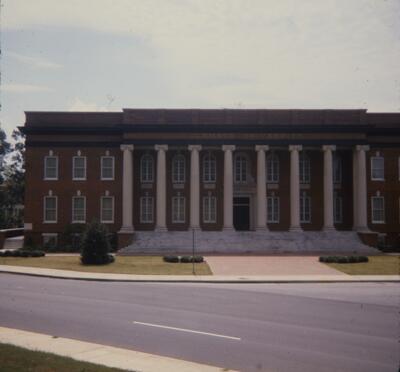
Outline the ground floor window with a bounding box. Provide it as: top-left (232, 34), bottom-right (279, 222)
top-left (203, 196), bottom-right (216, 223)
top-left (44, 196), bottom-right (57, 223)
top-left (267, 196), bottom-right (280, 223)
top-left (371, 196), bottom-right (385, 223)
top-left (101, 196), bottom-right (114, 223)
top-left (140, 196), bottom-right (154, 223)
top-left (42, 233), bottom-right (57, 249)
top-left (300, 192), bottom-right (311, 223)
top-left (334, 195), bottom-right (343, 223)
top-left (172, 196), bottom-right (185, 223)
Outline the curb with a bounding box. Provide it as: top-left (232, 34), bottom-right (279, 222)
top-left (0, 267), bottom-right (399, 283)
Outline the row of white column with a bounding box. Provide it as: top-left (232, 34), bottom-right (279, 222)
top-left (119, 144), bottom-right (370, 233)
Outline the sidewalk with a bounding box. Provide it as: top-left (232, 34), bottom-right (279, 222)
top-left (0, 265), bottom-right (398, 283)
top-left (0, 327), bottom-right (227, 372)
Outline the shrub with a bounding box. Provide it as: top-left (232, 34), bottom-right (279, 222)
top-left (319, 255), bottom-right (369, 264)
top-left (0, 249), bottom-right (46, 258)
top-left (80, 221), bottom-right (114, 265)
top-left (163, 255), bottom-right (179, 263)
top-left (180, 256), bottom-right (193, 263)
top-left (193, 256), bottom-right (204, 263)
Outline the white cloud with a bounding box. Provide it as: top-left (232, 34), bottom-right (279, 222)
top-left (68, 98), bottom-right (108, 111)
top-left (2, 83), bottom-right (54, 93)
top-left (7, 51), bottom-right (62, 69)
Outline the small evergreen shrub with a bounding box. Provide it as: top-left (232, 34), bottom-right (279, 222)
top-left (0, 250), bottom-right (45, 258)
top-left (180, 256), bottom-right (193, 263)
top-left (319, 255), bottom-right (369, 264)
top-left (193, 256), bottom-right (204, 263)
top-left (163, 255), bottom-right (180, 263)
top-left (80, 221), bottom-right (114, 265)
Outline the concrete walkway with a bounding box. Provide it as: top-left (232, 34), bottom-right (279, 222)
top-left (0, 265), bottom-right (398, 282)
top-left (205, 256), bottom-right (344, 275)
top-left (0, 326), bottom-right (228, 372)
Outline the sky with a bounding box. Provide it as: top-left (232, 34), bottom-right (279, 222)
top-left (1, 0), bottom-right (400, 136)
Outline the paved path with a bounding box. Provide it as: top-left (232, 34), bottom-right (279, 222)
top-left (0, 274), bottom-right (399, 372)
top-left (205, 256), bottom-right (344, 275)
top-left (1, 265), bottom-right (399, 282)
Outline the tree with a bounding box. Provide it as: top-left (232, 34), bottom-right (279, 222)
top-left (80, 220), bottom-right (115, 265)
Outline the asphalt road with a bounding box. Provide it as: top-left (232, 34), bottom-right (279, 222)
top-left (0, 274), bottom-right (399, 372)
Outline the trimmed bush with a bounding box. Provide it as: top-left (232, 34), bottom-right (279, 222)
top-left (80, 221), bottom-right (114, 265)
top-left (0, 250), bottom-right (46, 258)
top-left (193, 256), bottom-right (204, 263)
top-left (163, 255), bottom-right (180, 263)
top-left (180, 256), bottom-right (193, 263)
top-left (319, 255), bottom-right (369, 264)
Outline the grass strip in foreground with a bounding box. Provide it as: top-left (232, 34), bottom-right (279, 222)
top-left (325, 256), bottom-right (399, 275)
top-left (0, 255), bottom-right (213, 275)
top-left (0, 342), bottom-right (129, 372)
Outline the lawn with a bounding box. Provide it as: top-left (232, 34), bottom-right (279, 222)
top-left (0, 343), bottom-right (129, 372)
top-left (325, 256), bottom-right (400, 275)
top-left (0, 255), bottom-right (213, 275)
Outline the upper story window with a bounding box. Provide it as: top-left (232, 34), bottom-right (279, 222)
top-left (101, 156), bottom-right (115, 180)
top-left (43, 196), bottom-right (57, 223)
top-left (101, 196), bottom-right (114, 223)
top-left (266, 153), bottom-right (279, 183)
top-left (172, 154), bottom-right (185, 183)
top-left (234, 154), bottom-right (248, 183)
top-left (333, 154), bottom-right (342, 184)
top-left (203, 153), bottom-right (216, 183)
top-left (371, 156), bottom-right (384, 181)
top-left (299, 152), bottom-right (311, 184)
top-left (371, 195), bottom-right (385, 223)
top-left (73, 156), bottom-right (87, 180)
top-left (72, 196), bottom-right (86, 223)
top-left (140, 154), bottom-right (154, 183)
top-left (44, 156), bottom-right (58, 180)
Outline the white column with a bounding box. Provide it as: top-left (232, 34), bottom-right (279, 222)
top-left (119, 144), bottom-right (134, 232)
top-left (289, 145), bottom-right (302, 231)
top-left (323, 145), bottom-right (336, 231)
top-left (352, 150), bottom-right (359, 229)
top-left (189, 145), bottom-right (202, 230)
top-left (354, 145), bottom-right (370, 232)
top-left (222, 145), bottom-right (235, 230)
top-left (155, 144), bottom-right (168, 231)
top-left (255, 145), bottom-right (269, 230)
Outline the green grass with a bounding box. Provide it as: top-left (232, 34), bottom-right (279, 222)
top-left (0, 343), bottom-right (129, 372)
top-left (325, 256), bottom-right (400, 275)
top-left (0, 255), bottom-right (213, 275)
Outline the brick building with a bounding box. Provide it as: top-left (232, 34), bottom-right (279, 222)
top-left (21, 109), bottom-right (400, 253)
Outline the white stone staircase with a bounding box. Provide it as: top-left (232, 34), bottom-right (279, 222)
top-left (118, 230), bottom-right (378, 255)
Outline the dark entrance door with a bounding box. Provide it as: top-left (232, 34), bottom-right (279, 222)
top-left (233, 197), bottom-right (250, 231)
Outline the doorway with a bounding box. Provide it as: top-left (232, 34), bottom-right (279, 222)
top-left (233, 197), bottom-right (250, 231)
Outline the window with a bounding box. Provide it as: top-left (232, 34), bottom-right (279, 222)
top-left (266, 153), bottom-right (279, 183)
top-left (334, 195), bottom-right (343, 223)
top-left (140, 196), bottom-right (154, 223)
top-left (234, 154), bottom-right (247, 183)
top-left (44, 196), bottom-right (57, 223)
top-left (333, 154), bottom-right (342, 184)
top-left (172, 196), bottom-right (185, 223)
top-left (172, 154), bottom-right (185, 183)
top-left (371, 156), bottom-right (384, 180)
top-left (299, 152), bottom-right (311, 184)
top-left (73, 156), bottom-right (86, 180)
top-left (267, 196), bottom-right (280, 223)
top-left (101, 196), bottom-right (114, 223)
top-left (101, 156), bottom-right (114, 180)
top-left (72, 196), bottom-right (86, 223)
top-left (42, 234), bottom-right (57, 249)
top-left (371, 196), bottom-right (385, 223)
top-left (203, 196), bottom-right (216, 223)
top-left (44, 156), bottom-right (58, 180)
top-left (300, 192), bottom-right (311, 223)
top-left (140, 154), bottom-right (154, 183)
top-left (203, 153), bottom-right (216, 183)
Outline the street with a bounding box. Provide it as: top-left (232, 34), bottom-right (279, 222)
top-left (0, 273), bottom-right (398, 372)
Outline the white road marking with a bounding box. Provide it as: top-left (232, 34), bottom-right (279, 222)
top-left (133, 321), bottom-right (241, 341)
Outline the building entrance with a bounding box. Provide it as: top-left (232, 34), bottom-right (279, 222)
top-left (233, 197), bottom-right (250, 231)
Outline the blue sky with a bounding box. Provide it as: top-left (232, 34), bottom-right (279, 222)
top-left (1, 0), bottom-right (400, 136)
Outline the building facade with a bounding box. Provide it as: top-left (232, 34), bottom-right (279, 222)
top-left (21, 109), bottom-right (400, 253)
